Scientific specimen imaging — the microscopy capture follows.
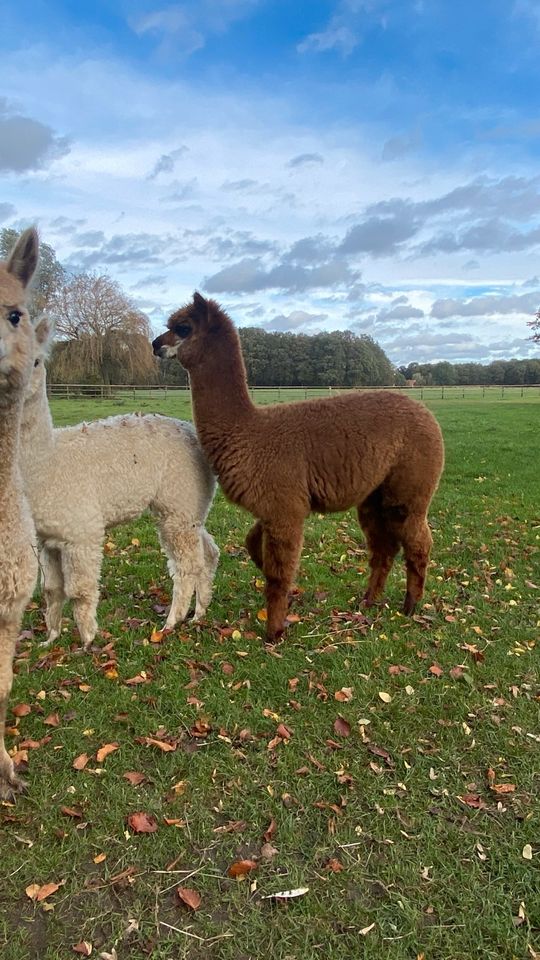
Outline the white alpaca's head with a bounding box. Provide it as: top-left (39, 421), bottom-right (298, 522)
top-left (24, 314), bottom-right (55, 403)
top-left (0, 228), bottom-right (39, 394)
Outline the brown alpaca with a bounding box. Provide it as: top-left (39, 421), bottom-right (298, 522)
top-left (153, 293), bottom-right (444, 641)
top-left (0, 229), bottom-right (40, 799)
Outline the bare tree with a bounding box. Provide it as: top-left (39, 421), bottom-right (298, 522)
top-left (48, 273), bottom-right (157, 386)
top-left (528, 309), bottom-right (540, 343)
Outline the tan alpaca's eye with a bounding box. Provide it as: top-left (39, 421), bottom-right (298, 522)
top-left (8, 310), bottom-right (21, 327)
top-left (34, 359), bottom-right (40, 367)
top-left (174, 323), bottom-right (192, 339)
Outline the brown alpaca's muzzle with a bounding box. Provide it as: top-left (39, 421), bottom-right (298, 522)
top-left (152, 331), bottom-right (179, 359)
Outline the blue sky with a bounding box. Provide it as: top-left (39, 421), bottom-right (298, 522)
top-left (2, 0), bottom-right (540, 365)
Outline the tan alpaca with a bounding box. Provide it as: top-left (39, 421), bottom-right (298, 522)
top-left (153, 293), bottom-right (444, 642)
top-left (19, 315), bottom-right (219, 651)
top-left (0, 229), bottom-right (39, 799)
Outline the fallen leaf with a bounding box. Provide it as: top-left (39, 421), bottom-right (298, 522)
top-left (72, 753), bottom-right (90, 771)
top-left (227, 859), bottom-right (258, 878)
top-left (93, 853), bottom-right (106, 864)
top-left (325, 857), bottom-right (344, 873)
top-left (60, 806), bottom-right (83, 819)
top-left (428, 664), bottom-right (443, 677)
top-left (72, 942), bottom-right (92, 956)
top-left (96, 743), bottom-right (119, 763)
top-left (334, 687), bottom-right (354, 702)
top-left (334, 716), bottom-right (351, 737)
top-left (176, 886), bottom-right (201, 911)
top-left (44, 712), bottom-right (60, 727)
top-left (459, 794), bottom-right (487, 809)
top-left (359, 922), bottom-right (376, 936)
top-left (25, 881), bottom-right (61, 902)
top-left (140, 737), bottom-right (176, 752)
top-left (123, 771), bottom-right (146, 786)
top-left (257, 608), bottom-right (268, 622)
top-left (12, 703), bottom-right (31, 717)
top-left (150, 628), bottom-right (165, 644)
top-left (260, 886), bottom-right (309, 900)
top-left (127, 812), bottom-right (158, 834)
top-left (263, 818), bottom-right (277, 842)
top-left (260, 842), bottom-right (279, 860)
top-left (522, 844), bottom-right (533, 860)
top-left (276, 723), bottom-right (293, 740)
top-left (378, 691), bottom-right (392, 703)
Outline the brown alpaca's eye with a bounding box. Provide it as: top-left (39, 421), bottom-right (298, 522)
top-left (174, 323), bottom-right (192, 339)
top-left (8, 310), bottom-right (21, 327)
top-left (34, 359), bottom-right (40, 367)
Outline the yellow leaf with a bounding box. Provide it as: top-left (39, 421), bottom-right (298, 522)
top-left (378, 692), bottom-right (392, 703)
top-left (522, 844), bottom-right (533, 860)
top-left (257, 608), bottom-right (268, 622)
top-left (93, 853), bottom-right (106, 864)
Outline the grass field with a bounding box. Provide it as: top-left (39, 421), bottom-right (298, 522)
top-left (1, 390), bottom-right (539, 960)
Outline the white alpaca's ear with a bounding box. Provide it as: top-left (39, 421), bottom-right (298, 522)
top-left (34, 314), bottom-right (55, 346)
top-left (6, 227), bottom-right (39, 288)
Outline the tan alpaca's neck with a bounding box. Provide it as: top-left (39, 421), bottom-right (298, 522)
top-left (20, 373), bottom-right (55, 474)
top-left (0, 396), bottom-right (23, 492)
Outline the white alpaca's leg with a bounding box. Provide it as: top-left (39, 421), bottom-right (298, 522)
top-left (61, 543), bottom-right (103, 650)
top-left (193, 529), bottom-right (219, 620)
top-left (40, 546), bottom-right (66, 646)
top-left (158, 519), bottom-right (204, 629)
top-left (0, 619), bottom-right (25, 800)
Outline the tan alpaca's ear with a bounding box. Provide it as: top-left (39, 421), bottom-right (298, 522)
top-left (34, 314), bottom-right (55, 346)
top-left (6, 227), bottom-right (39, 289)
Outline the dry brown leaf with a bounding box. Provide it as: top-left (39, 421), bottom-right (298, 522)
top-left (227, 859), bottom-right (257, 878)
top-left (260, 842), bottom-right (279, 860)
top-left (123, 771), bottom-right (146, 786)
top-left (276, 723), bottom-right (293, 740)
top-left (428, 664), bottom-right (443, 677)
top-left (12, 703), bottom-right (31, 717)
top-left (459, 794), bottom-right (487, 809)
top-left (127, 812), bottom-right (158, 834)
top-left (25, 881), bottom-right (61, 902)
top-left (334, 687), bottom-right (353, 702)
top-left (72, 753), bottom-right (90, 771)
top-left (72, 942), bottom-right (93, 956)
top-left (96, 743), bottom-right (119, 763)
top-left (325, 857), bottom-right (344, 873)
top-left (333, 716), bottom-right (351, 737)
top-left (263, 818), bottom-right (277, 842)
top-left (60, 805), bottom-right (83, 819)
top-left (44, 712), bottom-right (60, 727)
top-left (176, 886), bottom-right (201, 910)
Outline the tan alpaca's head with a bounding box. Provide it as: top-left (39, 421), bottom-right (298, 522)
top-left (0, 228), bottom-right (39, 392)
top-left (24, 314), bottom-right (55, 403)
top-left (152, 291), bottom-right (228, 371)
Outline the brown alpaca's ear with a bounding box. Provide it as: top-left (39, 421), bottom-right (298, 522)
top-left (191, 291), bottom-right (209, 321)
top-left (7, 227), bottom-right (39, 288)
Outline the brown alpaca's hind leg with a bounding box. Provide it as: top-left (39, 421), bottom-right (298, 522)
top-left (358, 494), bottom-right (401, 606)
top-left (399, 515), bottom-right (433, 615)
top-left (245, 520), bottom-right (263, 570)
top-left (261, 520), bottom-right (304, 642)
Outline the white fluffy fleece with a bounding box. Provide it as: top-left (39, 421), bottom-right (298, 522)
top-left (19, 317), bottom-right (219, 650)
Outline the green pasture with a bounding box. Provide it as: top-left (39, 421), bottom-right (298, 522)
top-left (1, 390), bottom-right (539, 960)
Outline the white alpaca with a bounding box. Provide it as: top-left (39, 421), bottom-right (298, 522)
top-left (20, 316), bottom-right (219, 650)
top-left (0, 229), bottom-right (40, 800)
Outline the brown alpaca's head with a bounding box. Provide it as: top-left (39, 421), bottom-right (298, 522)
top-left (0, 228), bottom-right (39, 393)
top-left (152, 291), bottom-right (229, 371)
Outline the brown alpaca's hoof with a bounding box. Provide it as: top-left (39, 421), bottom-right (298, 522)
top-left (361, 590), bottom-right (379, 608)
top-left (402, 592), bottom-right (416, 616)
top-left (0, 768), bottom-right (27, 802)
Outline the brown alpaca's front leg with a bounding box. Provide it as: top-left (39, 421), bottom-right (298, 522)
top-left (245, 520), bottom-right (263, 570)
top-left (261, 521), bottom-right (304, 642)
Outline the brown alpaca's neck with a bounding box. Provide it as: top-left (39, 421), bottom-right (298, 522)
top-left (188, 326), bottom-right (256, 467)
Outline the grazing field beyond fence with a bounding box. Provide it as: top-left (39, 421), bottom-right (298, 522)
top-left (1, 391), bottom-right (539, 960)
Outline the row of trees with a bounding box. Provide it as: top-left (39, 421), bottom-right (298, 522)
top-left (156, 327), bottom-right (395, 387)
top-left (1, 227), bottom-right (538, 388)
top-left (398, 358), bottom-right (540, 386)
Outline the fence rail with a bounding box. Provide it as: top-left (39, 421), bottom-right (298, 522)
top-left (46, 382), bottom-right (540, 403)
